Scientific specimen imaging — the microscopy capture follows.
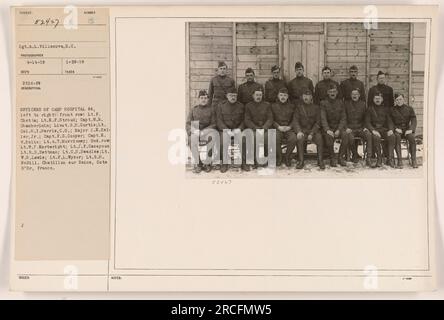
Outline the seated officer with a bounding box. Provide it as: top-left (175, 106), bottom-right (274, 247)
top-left (292, 89), bottom-right (325, 170)
top-left (391, 93), bottom-right (418, 168)
top-left (244, 88), bottom-right (273, 169)
top-left (186, 89), bottom-right (216, 173)
top-left (216, 87), bottom-right (249, 173)
top-left (271, 87), bottom-right (297, 167)
top-left (344, 88), bottom-right (372, 166)
top-left (320, 84), bottom-right (347, 167)
top-left (365, 92), bottom-right (395, 168)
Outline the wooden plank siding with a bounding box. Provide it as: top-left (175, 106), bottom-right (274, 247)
top-left (235, 23), bottom-right (279, 85)
top-left (187, 22), bottom-right (423, 134)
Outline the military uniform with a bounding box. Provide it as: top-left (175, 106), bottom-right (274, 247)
top-left (271, 101), bottom-right (297, 166)
top-left (287, 76), bottom-right (314, 105)
top-left (264, 78), bottom-right (287, 103)
top-left (390, 104), bottom-right (418, 167)
top-left (186, 102), bottom-right (217, 170)
top-left (244, 101), bottom-right (273, 164)
top-left (340, 78), bottom-right (365, 101)
top-left (320, 98), bottom-right (347, 166)
top-left (216, 99), bottom-right (246, 167)
top-left (365, 103), bottom-right (395, 166)
top-left (344, 99), bottom-right (372, 162)
top-left (292, 101), bottom-right (324, 168)
top-left (237, 81), bottom-right (264, 105)
top-left (314, 79), bottom-right (342, 105)
top-left (367, 84), bottom-right (394, 108)
top-left (208, 74), bottom-right (236, 108)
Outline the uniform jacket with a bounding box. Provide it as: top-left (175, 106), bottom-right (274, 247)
top-left (340, 78), bottom-right (365, 101)
top-left (216, 100), bottom-right (245, 130)
top-left (264, 78), bottom-right (287, 103)
top-left (320, 98), bottom-right (346, 132)
top-left (390, 104), bottom-right (417, 132)
top-left (365, 104), bottom-right (394, 131)
top-left (208, 75), bottom-right (236, 107)
top-left (313, 79), bottom-right (342, 105)
top-left (287, 76), bottom-right (314, 104)
top-left (367, 84), bottom-right (394, 108)
top-left (292, 102), bottom-right (321, 134)
top-left (344, 100), bottom-right (367, 130)
top-left (244, 101), bottom-right (273, 129)
top-left (186, 104), bottom-right (216, 135)
top-left (237, 81), bottom-right (264, 105)
top-left (271, 101), bottom-right (296, 127)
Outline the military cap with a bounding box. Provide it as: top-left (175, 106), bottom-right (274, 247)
top-left (271, 65), bottom-right (280, 72)
top-left (278, 87), bottom-right (289, 94)
top-left (327, 83), bottom-right (338, 90)
top-left (322, 66), bottom-right (332, 72)
top-left (377, 70), bottom-right (386, 77)
top-left (349, 65), bottom-right (358, 71)
top-left (302, 88), bottom-right (312, 95)
top-left (374, 90), bottom-right (383, 97)
top-left (198, 89), bottom-right (208, 97)
top-left (394, 93), bottom-right (404, 99)
top-left (294, 62), bottom-right (304, 70)
top-left (226, 87), bottom-right (237, 94)
top-left (245, 67), bottom-right (255, 75)
top-left (217, 61), bottom-right (227, 68)
top-left (350, 87), bottom-right (361, 93)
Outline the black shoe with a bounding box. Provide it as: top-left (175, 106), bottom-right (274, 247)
top-left (396, 160), bottom-right (403, 169)
top-left (193, 165), bottom-right (202, 173)
top-left (296, 161), bottom-right (304, 169)
top-left (330, 158), bottom-right (337, 167)
top-left (375, 158), bottom-right (382, 168)
top-left (319, 161), bottom-right (326, 170)
top-left (412, 159), bottom-right (418, 168)
top-left (203, 165), bottom-right (212, 172)
top-left (220, 164), bottom-right (229, 173)
top-left (352, 154), bottom-right (360, 164)
top-left (285, 158), bottom-right (292, 168)
top-left (276, 159), bottom-right (282, 167)
top-left (389, 159), bottom-right (395, 168)
top-left (339, 158), bottom-right (347, 167)
top-left (365, 159), bottom-right (372, 167)
top-left (241, 164), bottom-right (251, 172)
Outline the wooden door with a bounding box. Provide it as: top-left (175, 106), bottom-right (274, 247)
top-left (283, 34), bottom-right (324, 84)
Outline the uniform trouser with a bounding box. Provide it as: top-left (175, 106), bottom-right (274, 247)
top-left (275, 130), bottom-right (297, 163)
top-left (296, 131), bottom-right (323, 163)
top-left (394, 131), bottom-right (416, 160)
top-left (371, 128), bottom-right (395, 159)
top-left (322, 130), bottom-right (348, 159)
top-left (188, 133), bottom-right (214, 165)
top-left (252, 129), bottom-right (269, 165)
top-left (220, 130), bottom-right (247, 165)
top-left (346, 129), bottom-right (372, 159)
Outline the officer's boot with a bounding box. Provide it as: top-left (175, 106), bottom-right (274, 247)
top-left (375, 146), bottom-right (382, 168)
top-left (220, 164), bottom-right (229, 173)
top-left (318, 145), bottom-right (326, 170)
top-left (284, 153), bottom-right (292, 168)
top-left (338, 144), bottom-right (347, 167)
top-left (411, 144), bottom-right (418, 168)
top-left (193, 162), bottom-right (203, 174)
top-left (395, 143), bottom-right (403, 169)
top-left (203, 164), bottom-right (212, 172)
top-left (329, 150), bottom-right (337, 167)
top-left (296, 141), bottom-right (305, 169)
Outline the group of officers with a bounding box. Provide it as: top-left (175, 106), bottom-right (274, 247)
top-left (186, 61), bottom-right (418, 173)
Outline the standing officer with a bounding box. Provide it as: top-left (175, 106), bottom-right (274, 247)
top-left (344, 88), bottom-right (372, 166)
top-left (271, 87), bottom-right (297, 167)
top-left (340, 65), bottom-right (365, 102)
top-left (208, 61), bottom-right (236, 109)
top-left (365, 92), bottom-right (396, 168)
top-left (390, 93), bottom-right (418, 168)
top-left (216, 87), bottom-right (249, 173)
top-left (244, 88), bottom-right (273, 168)
top-left (314, 66), bottom-right (341, 105)
top-left (292, 89), bottom-right (325, 170)
top-left (237, 67), bottom-right (264, 105)
top-left (264, 65), bottom-right (287, 103)
top-left (287, 62), bottom-right (314, 105)
top-left (367, 71), bottom-right (394, 108)
top-left (186, 89), bottom-right (216, 173)
top-left (320, 84), bottom-right (347, 167)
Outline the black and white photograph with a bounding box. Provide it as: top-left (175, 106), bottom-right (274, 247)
top-left (186, 21), bottom-right (427, 177)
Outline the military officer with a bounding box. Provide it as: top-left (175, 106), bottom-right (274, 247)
top-left (186, 90), bottom-right (217, 173)
top-left (264, 65), bottom-right (287, 103)
top-left (344, 88), bottom-right (372, 166)
top-left (320, 84), bottom-right (347, 167)
top-left (244, 88), bottom-right (273, 168)
top-left (365, 92), bottom-right (396, 168)
top-left (340, 65), bottom-right (366, 102)
top-left (292, 89), bottom-right (325, 170)
top-left (208, 61), bottom-right (236, 109)
top-left (367, 70), bottom-right (394, 109)
top-left (237, 67), bottom-right (264, 105)
top-left (314, 66), bottom-right (341, 105)
top-left (390, 93), bottom-right (418, 168)
top-left (287, 62), bottom-right (314, 105)
top-left (271, 87), bottom-right (297, 167)
top-left (216, 87), bottom-right (249, 173)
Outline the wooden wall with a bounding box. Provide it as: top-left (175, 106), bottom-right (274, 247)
top-left (235, 23), bottom-right (279, 85)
